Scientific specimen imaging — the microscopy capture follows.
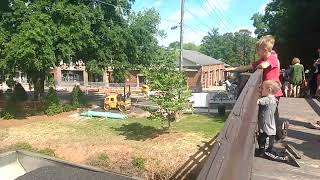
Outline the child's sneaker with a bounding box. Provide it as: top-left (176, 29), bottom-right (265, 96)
top-left (264, 149), bottom-right (288, 162)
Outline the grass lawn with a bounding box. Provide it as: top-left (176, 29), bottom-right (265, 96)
top-left (0, 114), bottom-right (225, 179)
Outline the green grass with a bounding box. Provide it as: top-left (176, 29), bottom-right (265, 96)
top-left (172, 114), bottom-right (225, 137)
top-left (65, 114), bottom-right (225, 140)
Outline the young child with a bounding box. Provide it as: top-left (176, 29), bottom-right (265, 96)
top-left (257, 80), bottom-right (281, 155)
top-left (226, 35), bottom-right (288, 141)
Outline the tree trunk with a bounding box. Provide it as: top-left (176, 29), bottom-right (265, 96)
top-left (31, 72), bottom-right (45, 100)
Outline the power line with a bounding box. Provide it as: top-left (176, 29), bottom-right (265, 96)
top-left (198, 0), bottom-right (233, 32)
top-left (204, 0), bottom-right (234, 30)
top-left (208, 0), bottom-right (237, 29)
top-left (185, 7), bottom-right (213, 30)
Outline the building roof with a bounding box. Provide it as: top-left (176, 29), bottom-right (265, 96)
top-left (182, 50), bottom-right (224, 66)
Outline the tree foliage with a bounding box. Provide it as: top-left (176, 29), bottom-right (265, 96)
top-left (200, 29), bottom-right (257, 66)
top-left (143, 48), bottom-right (191, 126)
top-left (168, 41), bottom-right (200, 51)
top-left (0, 0), bottom-right (162, 96)
top-left (252, 0), bottom-right (320, 68)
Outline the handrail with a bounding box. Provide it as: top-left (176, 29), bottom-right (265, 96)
top-left (197, 69), bottom-right (263, 180)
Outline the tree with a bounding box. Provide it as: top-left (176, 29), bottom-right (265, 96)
top-left (251, 0), bottom-right (320, 68)
top-left (142, 48), bottom-right (191, 127)
top-left (251, 13), bottom-right (268, 38)
top-left (0, 0), bottom-right (161, 97)
top-left (200, 29), bottom-right (257, 66)
top-left (168, 41), bottom-right (200, 51)
top-left (4, 12), bottom-right (56, 99)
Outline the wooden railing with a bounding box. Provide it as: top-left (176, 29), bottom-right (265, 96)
top-left (197, 70), bottom-right (263, 180)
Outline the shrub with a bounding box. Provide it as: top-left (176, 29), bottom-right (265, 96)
top-left (71, 85), bottom-right (86, 108)
top-left (12, 83), bottom-right (28, 102)
top-left (45, 87), bottom-right (63, 116)
top-left (1, 111), bottom-right (15, 119)
top-left (0, 90), bottom-right (4, 100)
top-left (62, 104), bottom-right (77, 112)
top-left (132, 157), bottom-right (145, 170)
top-left (1, 100), bottom-right (24, 119)
top-left (46, 87), bottom-right (59, 106)
top-left (45, 104), bottom-right (63, 116)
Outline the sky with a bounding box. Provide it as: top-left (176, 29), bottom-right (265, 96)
top-left (132, 0), bottom-right (270, 46)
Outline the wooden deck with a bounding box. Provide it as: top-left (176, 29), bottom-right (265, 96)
top-left (252, 98), bottom-right (320, 180)
top-left (196, 70), bottom-right (320, 180)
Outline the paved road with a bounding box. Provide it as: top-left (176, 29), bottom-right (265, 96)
top-left (252, 98), bottom-right (320, 180)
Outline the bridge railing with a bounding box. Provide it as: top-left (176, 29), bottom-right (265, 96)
top-left (197, 70), bottom-right (263, 180)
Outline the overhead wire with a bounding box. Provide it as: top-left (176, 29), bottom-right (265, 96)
top-left (198, 0), bottom-right (233, 32)
top-left (207, 0), bottom-right (237, 29)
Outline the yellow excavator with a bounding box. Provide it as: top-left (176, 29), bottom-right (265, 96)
top-left (104, 86), bottom-right (131, 111)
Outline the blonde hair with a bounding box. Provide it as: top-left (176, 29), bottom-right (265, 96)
top-left (263, 80), bottom-right (281, 95)
top-left (292, 57), bottom-right (300, 65)
top-left (256, 35), bottom-right (275, 52)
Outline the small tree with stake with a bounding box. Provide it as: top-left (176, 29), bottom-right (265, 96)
top-left (143, 48), bottom-right (191, 127)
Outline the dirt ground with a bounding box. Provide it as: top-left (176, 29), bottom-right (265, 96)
top-left (0, 112), bottom-right (221, 179)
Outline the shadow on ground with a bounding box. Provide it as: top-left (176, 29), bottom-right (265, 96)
top-left (112, 122), bottom-right (168, 141)
top-left (281, 118), bottom-right (320, 160)
top-left (305, 98), bottom-right (320, 116)
top-left (169, 134), bottom-right (219, 180)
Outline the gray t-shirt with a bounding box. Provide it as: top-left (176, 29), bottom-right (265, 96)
top-left (257, 96), bottom-right (278, 135)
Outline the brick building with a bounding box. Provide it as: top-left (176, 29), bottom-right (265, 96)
top-left (51, 61), bottom-right (144, 87)
top-left (181, 50), bottom-right (226, 92)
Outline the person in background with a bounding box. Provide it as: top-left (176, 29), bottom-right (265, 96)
top-left (314, 58), bottom-right (320, 98)
top-left (289, 58), bottom-right (305, 97)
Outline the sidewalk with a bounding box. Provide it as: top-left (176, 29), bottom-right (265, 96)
top-left (252, 98), bottom-right (320, 180)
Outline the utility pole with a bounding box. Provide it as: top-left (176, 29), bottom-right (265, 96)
top-left (179, 0), bottom-right (185, 72)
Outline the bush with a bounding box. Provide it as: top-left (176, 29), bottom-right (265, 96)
top-left (12, 83), bottom-right (28, 101)
top-left (45, 104), bottom-right (63, 116)
top-left (1, 100), bottom-right (24, 119)
top-left (62, 104), bottom-right (77, 112)
top-left (46, 87), bottom-right (59, 106)
top-left (0, 90), bottom-right (4, 100)
top-left (132, 157), bottom-right (145, 170)
top-left (71, 85), bottom-right (86, 108)
top-left (45, 87), bottom-right (63, 116)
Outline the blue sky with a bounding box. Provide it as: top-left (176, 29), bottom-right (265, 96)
top-left (132, 0), bottom-right (270, 46)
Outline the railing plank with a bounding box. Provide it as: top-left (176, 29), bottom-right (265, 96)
top-left (197, 70), bottom-right (262, 180)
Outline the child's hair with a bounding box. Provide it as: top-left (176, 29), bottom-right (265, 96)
top-left (256, 35), bottom-right (275, 52)
top-left (291, 57), bottom-right (300, 65)
top-left (263, 80), bottom-right (281, 95)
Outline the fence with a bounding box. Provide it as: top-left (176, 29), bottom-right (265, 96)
top-left (197, 70), bottom-right (263, 180)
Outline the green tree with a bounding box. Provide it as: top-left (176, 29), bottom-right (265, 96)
top-left (143, 48), bottom-right (191, 127)
top-left (251, 0), bottom-right (320, 68)
top-left (200, 29), bottom-right (257, 66)
top-left (168, 41), bottom-right (200, 51)
top-left (4, 12), bottom-right (56, 99)
top-left (0, 0), bottom-right (161, 98)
